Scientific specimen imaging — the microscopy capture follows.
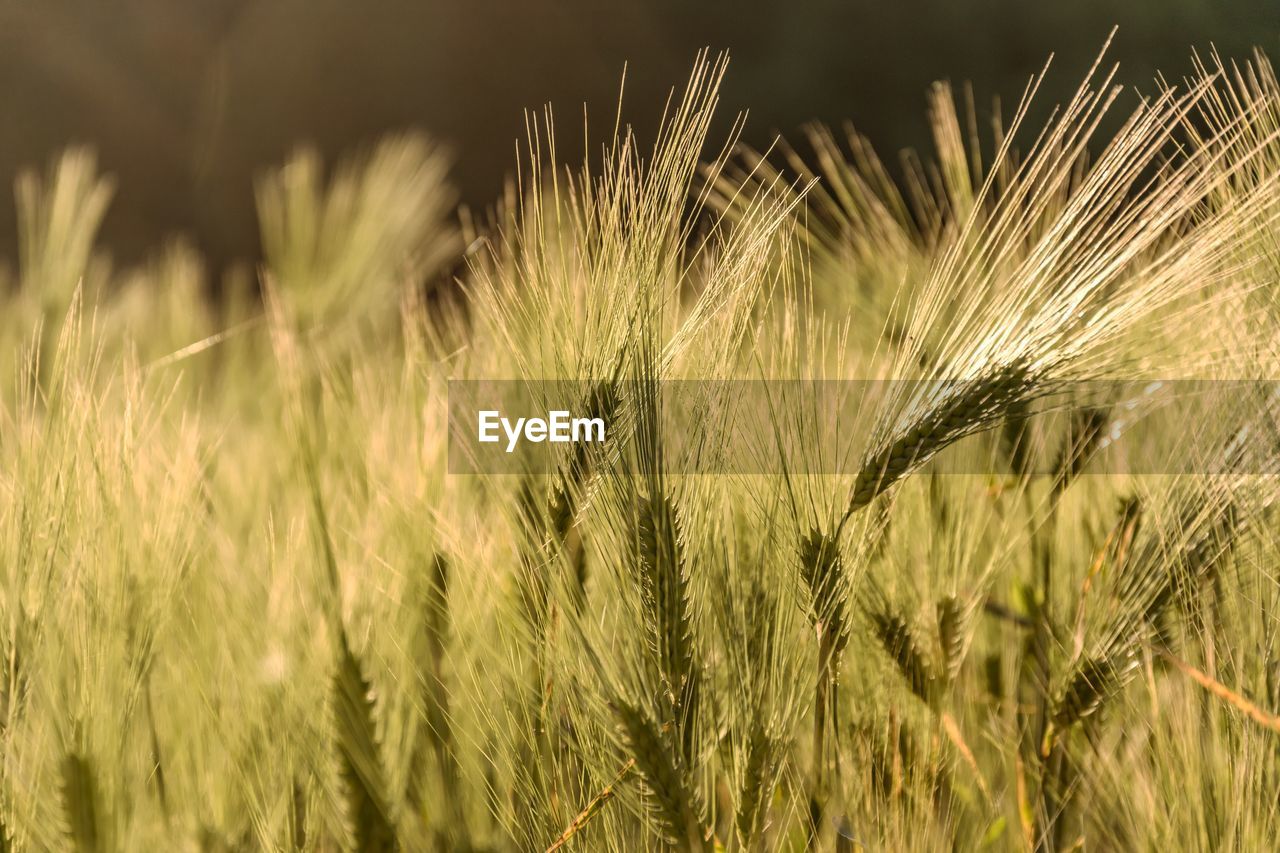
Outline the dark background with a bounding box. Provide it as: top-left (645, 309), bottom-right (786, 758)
top-left (2, 0), bottom-right (1277, 276)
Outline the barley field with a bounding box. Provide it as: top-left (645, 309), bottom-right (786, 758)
top-left (5, 44), bottom-right (1280, 852)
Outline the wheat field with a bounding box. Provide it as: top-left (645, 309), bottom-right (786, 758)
top-left (4, 44), bottom-right (1280, 851)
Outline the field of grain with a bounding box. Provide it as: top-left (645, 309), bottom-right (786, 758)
top-left (4, 46), bottom-right (1280, 851)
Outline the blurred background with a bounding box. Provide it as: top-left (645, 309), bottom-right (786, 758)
top-left (2, 0), bottom-right (1278, 278)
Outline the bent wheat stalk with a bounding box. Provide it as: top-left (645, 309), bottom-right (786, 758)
top-left (545, 759), bottom-right (636, 852)
top-left (1159, 648), bottom-right (1280, 735)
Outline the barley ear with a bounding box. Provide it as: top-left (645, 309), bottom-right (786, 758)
top-left (144, 676), bottom-right (169, 826)
top-left (331, 631), bottom-right (397, 851)
top-left (1051, 407), bottom-right (1109, 499)
top-left (612, 701), bottom-right (707, 852)
top-left (1000, 399), bottom-right (1034, 481)
top-left (59, 752), bottom-right (102, 853)
top-left (798, 530), bottom-right (849, 657)
top-left (798, 529), bottom-right (847, 845)
top-left (636, 492), bottom-right (700, 762)
top-left (290, 776), bottom-right (308, 851)
top-left (735, 720), bottom-right (779, 849)
top-left (847, 362), bottom-right (1033, 516)
top-left (514, 479), bottom-right (552, 630)
top-left (407, 552), bottom-right (467, 845)
top-left (1, 620), bottom-right (26, 735)
top-left (1050, 653), bottom-right (1140, 736)
top-left (870, 608), bottom-right (939, 706)
top-left (936, 596), bottom-right (965, 684)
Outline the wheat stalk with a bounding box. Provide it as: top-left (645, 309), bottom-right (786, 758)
top-left (1159, 648), bottom-right (1280, 735)
top-left (545, 758), bottom-right (635, 852)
